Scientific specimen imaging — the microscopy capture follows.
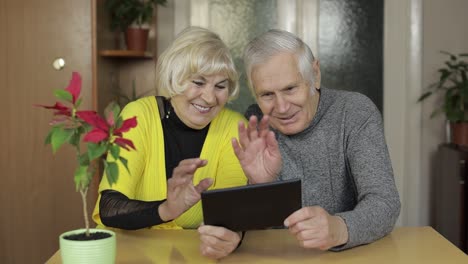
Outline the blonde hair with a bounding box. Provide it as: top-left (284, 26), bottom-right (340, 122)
top-left (155, 27), bottom-right (239, 100)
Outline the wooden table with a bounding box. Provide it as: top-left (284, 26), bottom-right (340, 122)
top-left (47, 227), bottom-right (467, 263)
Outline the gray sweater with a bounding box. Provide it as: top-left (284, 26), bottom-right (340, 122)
top-left (245, 87), bottom-right (401, 250)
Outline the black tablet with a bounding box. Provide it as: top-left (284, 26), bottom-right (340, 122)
top-left (201, 179), bottom-right (302, 231)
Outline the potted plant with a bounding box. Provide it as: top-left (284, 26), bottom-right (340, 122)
top-left (37, 72), bottom-right (138, 263)
top-left (419, 51), bottom-right (468, 146)
top-left (105, 0), bottom-right (167, 51)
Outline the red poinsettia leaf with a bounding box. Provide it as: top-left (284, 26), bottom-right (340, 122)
top-left (83, 128), bottom-right (108, 143)
top-left (114, 116), bottom-right (137, 134)
top-left (114, 137), bottom-right (136, 151)
top-left (54, 109), bottom-right (72, 116)
top-left (36, 102), bottom-right (71, 116)
top-left (76, 111), bottom-right (109, 132)
top-left (66, 72), bottom-right (82, 104)
top-left (35, 102), bottom-right (69, 111)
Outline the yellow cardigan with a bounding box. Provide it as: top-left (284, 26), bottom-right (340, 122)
top-left (92, 97), bottom-right (248, 229)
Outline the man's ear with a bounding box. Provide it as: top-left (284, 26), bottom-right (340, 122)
top-left (313, 59), bottom-right (321, 90)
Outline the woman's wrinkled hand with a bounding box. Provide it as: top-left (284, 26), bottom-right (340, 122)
top-left (159, 158), bottom-right (213, 221)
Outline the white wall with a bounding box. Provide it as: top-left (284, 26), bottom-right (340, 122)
top-left (386, 0), bottom-right (468, 227)
top-left (419, 0), bottom-right (468, 225)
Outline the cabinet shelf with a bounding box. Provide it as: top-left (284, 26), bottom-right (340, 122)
top-left (99, 50), bottom-right (154, 59)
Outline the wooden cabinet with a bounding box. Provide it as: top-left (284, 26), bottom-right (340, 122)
top-left (433, 144), bottom-right (467, 253)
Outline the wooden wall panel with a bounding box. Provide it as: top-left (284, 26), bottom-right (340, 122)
top-left (0, 0), bottom-right (7, 260)
top-left (0, 0), bottom-right (95, 263)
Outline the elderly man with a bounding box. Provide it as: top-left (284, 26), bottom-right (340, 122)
top-left (198, 29), bottom-right (400, 259)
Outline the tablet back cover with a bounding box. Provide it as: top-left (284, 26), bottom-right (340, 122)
top-left (201, 179), bottom-right (302, 231)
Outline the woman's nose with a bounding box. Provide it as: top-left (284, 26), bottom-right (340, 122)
top-left (201, 86), bottom-right (216, 104)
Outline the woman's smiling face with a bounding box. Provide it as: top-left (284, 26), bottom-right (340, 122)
top-left (171, 74), bottom-right (230, 130)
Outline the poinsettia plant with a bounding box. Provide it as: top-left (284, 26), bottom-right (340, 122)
top-left (37, 72), bottom-right (137, 236)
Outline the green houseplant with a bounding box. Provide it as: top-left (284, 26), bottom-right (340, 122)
top-left (105, 0), bottom-right (167, 51)
top-left (418, 51), bottom-right (468, 146)
top-left (37, 72), bottom-right (138, 263)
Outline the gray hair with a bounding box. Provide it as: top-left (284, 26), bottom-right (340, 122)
top-left (243, 29), bottom-right (316, 96)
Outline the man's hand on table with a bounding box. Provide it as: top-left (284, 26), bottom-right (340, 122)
top-left (198, 225), bottom-right (241, 259)
top-left (284, 206), bottom-right (349, 250)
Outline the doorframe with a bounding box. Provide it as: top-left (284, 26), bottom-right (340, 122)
top-left (384, 0), bottom-right (423, 226)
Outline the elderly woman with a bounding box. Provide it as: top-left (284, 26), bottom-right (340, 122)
top-left (92, 27), bottom-right (248, 256)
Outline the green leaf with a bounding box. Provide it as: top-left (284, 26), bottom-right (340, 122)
top-left (435, 69), bottom-right (452, 89)
top-left (110, 144), bottom-right (120, 160)
top-left (81, 122), bottom-right (92, 133)
top-left (44, 129), bottom-right (54, 145)
top-left (104, 161), bottom-right (119, 186)
top-left (445, 61), bottom-right (456, 70)
top-left (115, 116), bottom-right (123, 130)
top-left (104, 101), bottom-right (121, 126)
top-left (461, 69), bottom-right (467, 83)
top-left (79, 153), bottom-right (90, 166)
top-left (68, 128), bottom-right (82, 147)
top-left (87, 142), bottom-right (108, 161)
top-left (119, 156), bottom-right (130, 173)
top-left (75, 98), bottom-right (82, 108)
top-left (54, 89), bottom-right (73, 102)
top-left (74, 165), bottom-right (89, 191)
top-left (417, 91), bottom-right (433, 102)
top-left (51, 127), bottom-right (74, 153)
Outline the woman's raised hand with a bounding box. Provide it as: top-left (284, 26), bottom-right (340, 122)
top-left (159, 158), bottom-right (213, 221)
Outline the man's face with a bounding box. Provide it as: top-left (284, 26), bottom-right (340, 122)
top-left (251, 52), bottom-right (318, 135)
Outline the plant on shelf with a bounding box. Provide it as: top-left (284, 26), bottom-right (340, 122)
top-left (36, 72), bottom-right (138, 263)
top-left (418, 51), bottom-right (468, 146)
top-left (105, 0), bottom-right (167, 51)
top-left (113, 78), bottom-right (154, 108)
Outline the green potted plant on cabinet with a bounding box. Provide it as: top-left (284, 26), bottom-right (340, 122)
top-left (418, 51), bottom-right (468, 146)
top-left (37, 72), bottom-right (138, 263)
top-left (105, 0), bottom-right (167, 51)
